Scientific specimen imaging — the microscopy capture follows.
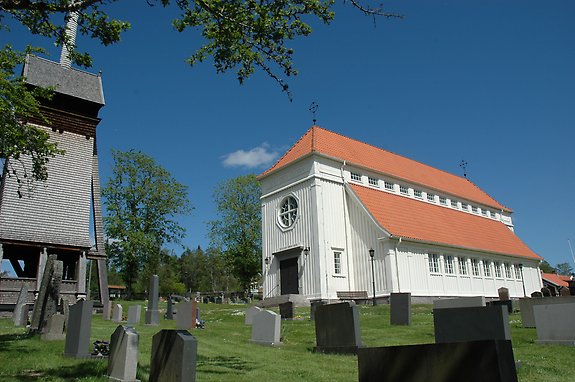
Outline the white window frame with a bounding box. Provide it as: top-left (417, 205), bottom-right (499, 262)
top-left (400, 185), bottom-right (409, 195)
top-left (278, 195), bottom-right (299, 229)
top-left (514, 264), bottom-right (522, 279)
top-left (385, 181), bottom-right (395, 191)
top-left (483, 260), bottom-right (492, 277)
top-left (471, 258), bottom-right (480, 276)
top-left (427, 193), bottom-right (435, 202)
top-left (439, 196), bottom-right (447, 206)
top-left (504, 263), bottom-right (512, 279)
top-left (458, 256), bottom-right (468, 275)
top-left (414, 190), bottom-right (423, 199)
top-left (461, 203), bottom-right (469, 211)
top-left (351, 172), bottom-right (362, 182)
top-left (368, 177), bottom-right (378, 187)
top-left (450, 200), bottom-right (458, 208)
top-left (428, 253), bottom-right (440, 274)
top-left (494, 261), bottom-right (502, 278)
top-left (445, 255), bottom-right (454, 274)
top-left (334, 251), bottom-right (342, 275)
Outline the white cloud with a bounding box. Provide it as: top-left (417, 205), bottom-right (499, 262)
top-left (221, 144), bottom-right (279, 169)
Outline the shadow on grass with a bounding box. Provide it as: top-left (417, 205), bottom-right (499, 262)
top-left (196, 354), bottom-right (257, 375)
top-left (0, 332), bottom-right (36, 352)
top-left (10, 361), bottom-right (106, 381)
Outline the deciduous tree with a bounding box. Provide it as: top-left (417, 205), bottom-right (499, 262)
top-left (102, 149), bottom-right (192, 298)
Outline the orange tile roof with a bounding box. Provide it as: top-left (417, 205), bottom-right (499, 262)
top-left (541, 272), bottom-right (571, 287)
top-left (349, 183), bottom-right (540, 260)
top-left (260, 126), bottom-right (510, 212)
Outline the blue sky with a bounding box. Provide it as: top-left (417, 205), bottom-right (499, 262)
top-left (3, 1), bottom-right (575, 269)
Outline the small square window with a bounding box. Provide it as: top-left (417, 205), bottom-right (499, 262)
top-left (414, 190), bottom-right (423, 199)
top-left (450, 200), bottom-right (458, 208)
top-left (400, 185), bottom-right (408, 195)
top-left (351, 172), bottom-right (361, 182)
top-left (481, 209), bottom-right (488, 217)
top-left (427, 193), bottom-right (435, 202)
top-left (490, 211), bottom-right (498, 219)
top-left (461, 203), bottom-right (469, 211)
top-left (439, 196), bottom-right (447, 205)
top-left (385, 181), bottom-right (394, 191)
top-left (368, 177), bottom-right (378, 186)
top-left (472, 206), bottom-right (479, 213)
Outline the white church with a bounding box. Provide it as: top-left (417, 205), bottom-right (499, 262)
top-left (259, 126), bottom-right (543, 302)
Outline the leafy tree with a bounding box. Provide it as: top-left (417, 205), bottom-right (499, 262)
top-left (539, 260), bottom-right (555, 274)
top-left (555, 262), bottom-right (574, 276)
top-left (209, 174), bottom-right (261, 294)
top-left (102, 149), bottom-right (192, 298)
top-left (1, 1), bottom-right (401, 184)
top-left (180, 245), bottom-right (239, 293)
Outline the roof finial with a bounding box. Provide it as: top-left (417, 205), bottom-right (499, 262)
top-left (459, 159), bottom-right (468, 179)
top-left (309, 101), bottom-right (319, 125)
top-left (59, 11), bottom-right (79, 68)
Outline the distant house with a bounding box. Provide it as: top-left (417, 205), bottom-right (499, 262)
top-left (259, 126), bottom-right (543, 302)
top-left (541, 272), bottom-right (571, 295)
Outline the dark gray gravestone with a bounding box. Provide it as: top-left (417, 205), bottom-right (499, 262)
top-left (250, 309), bottom-right (281, 346)
top-left (149, 330), bottom-right (197, 382)
top-left (390, 293), bottom-right (411, 326)
top-left (533, 303), bottom-right (575, 345)
top-left (30, 255), bottom-right (63, 333)
top-left (175, 301), bottom-right (197, 331)
top-left (433, 296), bottom-right (486, 310)
top-left (489, 300), bottom-right (513, 314)
top-left (541, 287), bottom-right (551, 297)
top-left (108, 325), bottom-right (140, 382)
top-left (531, 291), bottom-right (543, 298)
top-left (166, 296), bottom-right (174, 320)
top-left (498, 287), bottom-right (510, 301)
top-left (64, 300), bottom-right (93, 357)
top-left (279, 301), bottom-right (295, 320)
top-left (310, 300), bottom-right (327, 321)
top-left (433, 305), bottom-right (510, 344)
top-left (127, 305), bottom-right (142, 325)
top-left (13, 284), bottom-right (29, 326)
top-left (314, 301), bottom-right (362, 354)
top-left (244, 306), bottom-right (262, 325)
top-left (145, 275), bottom-right (160, 325)
top-left (358, 340), bottom-right (518, 382)
top-left (41, 313), bottom-right (65, 341)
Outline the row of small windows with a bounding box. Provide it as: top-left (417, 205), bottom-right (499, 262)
top-left (350, 172), bottom-right (500, 220)
top-left (428, 254), bottom-right (522, 280)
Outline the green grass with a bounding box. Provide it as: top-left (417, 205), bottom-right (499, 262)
top-left (0, 302), bottom-right (572, 381)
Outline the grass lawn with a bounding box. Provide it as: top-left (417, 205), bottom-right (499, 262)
top-left (0, 302), bottom-right (572, 381)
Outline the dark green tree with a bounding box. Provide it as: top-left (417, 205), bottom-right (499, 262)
top-left (555, 262), bottom-right (574, 276)
top-left (102, 149), bottom-right (192, 298)
top-left (1, 1), bottom-right (401, 184)
top-left (539, 260), bottom-right (555, 274)
top-left (209, 174), bottom-right (261, 294)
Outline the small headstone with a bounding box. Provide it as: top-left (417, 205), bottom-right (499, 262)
top-left (103, 301), bottom-right (113, 321)
top-left (433, 305), bottom-right (510, 344)
top-left (314, 301), bottom-right (362, 354)
top-left (166, 296), bottom-right (174, 320)
top-left (127, 305), bottom-right (142, 325)
top-left (488, 300), bottom-right (513, 314)
top-left (533, 303), bottom-right (575, 345)
top-left (541, 287), bottom-right (551, 297)
top-left (41, 313), bottom-right (65, 341)
top-left (519, 296), bottom-right (575, 328)
top-left (64, 300), bottom-right (93, 358)
top-left (149, 330), bottom-right (197, 382)
top-left (202, 297), bottom-right (209, 304)
top-left (13, 284), bottom-right (29, 326)
top-left (498, 287), bottom-right (510, 301)
top-left (251, 309), bottom-right (281, 346)
top-left (358, 340), bottom-right (518, 382)
top-left (108, 325), bottom-right (140, 382)
top-left (560, 287), bottom-right (571, 297)
top-left (30, 255), bottom-right (63, 333)
top-left (176, 301), bottom-right (197, 330)
top-left (390, 293), bottom-right (411, 326)
top-left (433, 296), bottom-right (486, 310)
top-left (279, 301), bottom-right (295, 320)
top-left (310, 300), bottom-right (327, 321)
top-left (215, 297), bottom-right (223, 304)
top-left (245, 306), bottom-right (262, 325)
top-left (145, 275), bottom-right (160, 325)
top-left (112, 304), bottom-right (124, 323)
top-left (531, 291), bottom-right (543, 298)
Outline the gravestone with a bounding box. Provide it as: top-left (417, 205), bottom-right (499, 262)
top-left (541, 287), bottom-right (551, 297)
top-left (533, 303), bottom-right (575, 345)
top-left (202, 297), bottom-right (209, 304)
top-left (390, 293), bottom-right (411, 326)
top-left (310, 300), bottom-right (327, 321)
top-left (279, 301), bottom-right (295, 320)
top-left (433, 305), bottom-right (510, 344)
top-left (13, 284), bottom-right (29, 326)
top-left (108, 325), bottom-right (140, 382)
top-left (358, 340), bottom-right (518, 382)
top-left (41, 313), bottom-right (65, 341)
top-left (127, 305), bottom-right (142, 325)
top-left (489, 300), bottom-right (513, 314)
top-left (103, 301), bottom-right (113, 321)
top-left (314, 301), bottom-right (362, 354)
top-left (498, 287), bottom-right (510, 301)
top-left (149, 330), bottom-right (197, 382)
top-left (531, 291), bottom-right (543, 298)
top-left (166, 296), bottom-right (174, 320)
top-left (176, 301), bottom-right (197, 330)
top-left (64, 299), bottom-right (93, 358)
top-left (433, 296), bottom-right (486, 310)
top-left (251, 309), bottom-right (281, 346)
top-left (560, 287), bottom-right (571, 297)
top-left (244, 306), bottom-right (262, 325)
top-left (145, 275), bottom-right (160, 325)
top-left (30, 255), bottom-right (63, 333)
top-left (519, 296), bottom-right (575, 328)
top-left (112, 304), bottom-right (124, 323)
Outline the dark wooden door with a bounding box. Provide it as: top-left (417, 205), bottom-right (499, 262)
top-left (280, 257), bottom-right (299, 295)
